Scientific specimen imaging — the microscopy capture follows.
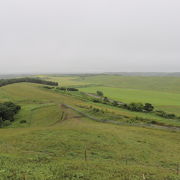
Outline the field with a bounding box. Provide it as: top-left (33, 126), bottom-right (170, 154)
top-left (42, 75), bottom-right (180, 116)
top-left (0, 75), bottom-right (180, 179)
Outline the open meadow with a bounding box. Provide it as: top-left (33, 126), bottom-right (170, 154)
top-left (0, 75), bottom-right (179, 179)
top-left (42, 75), bottom-right (180, 116)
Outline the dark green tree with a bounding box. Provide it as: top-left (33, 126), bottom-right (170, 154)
top-left (96, 91), bottom-right (103, 97)
top-left (112, 100), bottom-right (118, 106)
top-left (128, 103), bottom-right (144, 112)
top-left (144, 103), bottom-right (154, 112)
top-left (0, 102), bottom-right (21, 126)
top-left (103, 97), bottom-right (109, 103)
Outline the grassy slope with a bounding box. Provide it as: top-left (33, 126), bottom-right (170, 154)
top-left (36, 75), bottom-right (89, 87)
top-left (0, 83), bottom-right (179, 179)
top-left (38, 74), bottom-right (180, 124)
top-left (63, 75), bottom-right (180, 116)
top-left (53, 90), bottom-right (180, 127)
top-left (76, 75), bottom-right (180, 93)
top-left (80, 86), bottom-right (180, 106)
top-left (40, 73), bottom-right (180, 122)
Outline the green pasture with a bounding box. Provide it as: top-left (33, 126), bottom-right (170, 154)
top-left (80, 86), bottom-right (180, 106)
top-left (0, 77), bottom-right (179, 179)
top-left (37, 74), bottom-right (180, 115)
top-left (75, 75), bottom-right (180, 93)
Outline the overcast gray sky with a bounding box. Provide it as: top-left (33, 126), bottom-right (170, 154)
top-left (0, 0), bottom-right (180, 73)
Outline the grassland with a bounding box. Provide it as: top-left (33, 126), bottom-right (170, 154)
top-left (75, 75), bottom-right (180, 93)
top-left (40, 74), bottom-right (180, 115)
top-left (0, 76), bottom-right (179, 179)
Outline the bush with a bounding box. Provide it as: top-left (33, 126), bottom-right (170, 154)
top-left (167, 113), bottom-right (176, 119)
top-left (96, 91), bottom-right (103, 97)
top-left (92, 108), bottom-right (100, 113)
top-left (67, 88), bottom-right (79, 91)
top-left (144, 103), bottom-right (154, 112)
top-left (103, 97), bottom-right (109, 103)
top-left (120, 104), bottom-right (128, 109)
top-left (112, 101), bottom-right (118, 106)
top-left (2, 120), bottom-right (11, 126)
top-left (127, 102), bottom-right (144, 112)
top-left (92, 99), bottom-right (101, 103)
top-left (0, 117), bottom-right (3, 128)
top-left (155, 110), bottom-right (176, 119)
top-left (60, 87), bottom-right (67, 91)
top-left (151, 120), bottom-right (157, 124)
top-left (56, 87), bottom-right (66, 91)
top-left (20, 120), bottom-right (27, 124)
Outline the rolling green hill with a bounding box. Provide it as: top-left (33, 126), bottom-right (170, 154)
top-left (0, 78), bottom-right (179, 179)
top-left (76, 75), bottom-right (180, 93)
top-left (40, 75), bottom-right (180, 115)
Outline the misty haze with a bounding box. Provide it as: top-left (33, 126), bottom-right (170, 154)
top-left (0, 0), bottom-right (180, 73)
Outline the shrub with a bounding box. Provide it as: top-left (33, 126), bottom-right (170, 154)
top-left (0, 117), bottom-right (3, 128)
top-left (120, 104), bottom-right (128, 109)
top-left (144, 103), bottom-right (154, 112)
top-left (67, 88), bottom-right (79, 91)
top-left (56, 87), bottom-right (66, 91)
top-left (92, 108), bottom-right (100, 112)
top-left (151, 120), bottom-right (157, 124)
top-left (167, 113), bottom-right (176, 119)
top-left (127, 102), bottom-right (144, 112)
top-left (3, 120), bottom-right (11, 126)
top-left (20, 120), bottom-right (27, 124)
top-left (60, 87), bottom-right (67, 91)
top-left (155, 110), bottom-right (176, 119)
top-left (96, 91), bottom-right (103, 97)
top-left (92, 99), bottom-right (101, 103)
top-left (103, 97), bottom-right (109, 103)
top-left (112, 101), bottom-right (118, 106)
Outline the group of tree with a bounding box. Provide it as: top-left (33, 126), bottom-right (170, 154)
top-left (92, 95), bottom-right (180, 120)
top-left (93, 89), bottom-right (180, 120)
top-left (0, 102), bottom-right (21, 127)
top-left (92, 95), bottom-right (154, 113)
top-left (0, 78), bottom-right (58, 87)
top-left (122, 102), bottom-right (154, 112)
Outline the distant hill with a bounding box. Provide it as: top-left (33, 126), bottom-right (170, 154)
top-left (1, 72), bottom-right (180, 78)
top-left (106, 72), bottom-right (180, 76)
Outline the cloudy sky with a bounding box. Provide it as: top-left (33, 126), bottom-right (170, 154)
top-left (0, 0), bottom-right (180, 73)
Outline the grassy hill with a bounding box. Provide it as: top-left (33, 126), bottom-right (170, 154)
top-left (0, 78), bottom-right (179, 179)
top-left (39, 75), bottom-right (180, 116)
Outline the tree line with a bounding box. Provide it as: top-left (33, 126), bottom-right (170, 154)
top-left (93, 90), bottom-right (179, 120)
top-left (0, 78), bottom-right (58, 87)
